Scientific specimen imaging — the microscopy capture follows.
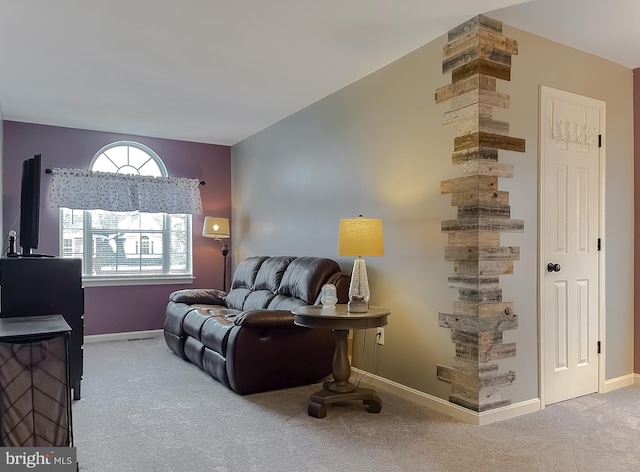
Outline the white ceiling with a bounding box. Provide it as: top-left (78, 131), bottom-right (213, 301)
top-left (0, 0), bottom-right (637, 146)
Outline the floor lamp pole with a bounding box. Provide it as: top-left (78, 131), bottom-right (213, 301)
top-left (221, 242), bottom-right (229, 291)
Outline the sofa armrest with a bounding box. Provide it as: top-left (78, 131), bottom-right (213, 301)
top-left (234, 310), bottom-right (296, 329)
top-left (169, 288), bottom-right (226, 305)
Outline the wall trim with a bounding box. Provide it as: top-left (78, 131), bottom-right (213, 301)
top-left (352, 368), bottom-right (540, 425)
top-left (85, 329), bottom-right (163, 344)
top-left (603, 373), bottom-right (636, 392)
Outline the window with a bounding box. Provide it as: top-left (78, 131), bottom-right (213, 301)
top-left (60, 142), bottom-right (193, 286)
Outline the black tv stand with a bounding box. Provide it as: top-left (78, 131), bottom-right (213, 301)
top-left (0, 257), bottom-right (84, 400)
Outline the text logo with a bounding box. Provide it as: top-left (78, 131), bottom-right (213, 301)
top-left (0, 448), bottom-right (76, 471)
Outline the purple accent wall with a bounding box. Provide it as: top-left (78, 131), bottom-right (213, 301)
top-left (634, 69), bottom-right (640, 374)
top-left (2, 121), bottom-right (231, 335)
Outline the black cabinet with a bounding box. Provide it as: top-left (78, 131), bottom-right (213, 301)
top-left (0, 258), bottom-right (84, 400)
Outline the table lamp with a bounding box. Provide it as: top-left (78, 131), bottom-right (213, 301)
top-left (337, 215), bottom-right (384, 312)
top-left (202, 216), bottom-right (230, 290)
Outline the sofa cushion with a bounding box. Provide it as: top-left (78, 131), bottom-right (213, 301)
top-left (184, 337), bottom-right (205, 368)
top-left (266, 295), bottom-right (308, 311)
top-left (204, 307), bottom-right (241, 318)
top-left (277, 257), bottom-right (341, 304)
top-left (183, 310), bottom-right (210, 339)
top-left (253, 256), bottom-right (295, 292)
top-left (230, 256), bottom-right (268, 290)
top-left (243, 290), bottom-right (277, 310)
top-left (226, 288), bottom-right (251, 310)
top-left (201, 316), bottom-right (236, 356)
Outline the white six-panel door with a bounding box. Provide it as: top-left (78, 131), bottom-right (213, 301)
top-left (539, 86), bottom-right (604, 405)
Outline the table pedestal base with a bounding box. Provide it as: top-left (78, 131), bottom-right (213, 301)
top-left (307, 383), bottom-right (383, 418)
top-left (292, 305), bottom-right (389, 419)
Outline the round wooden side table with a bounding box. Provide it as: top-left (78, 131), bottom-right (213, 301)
top-left (292, 304), bottom-right (389, 418)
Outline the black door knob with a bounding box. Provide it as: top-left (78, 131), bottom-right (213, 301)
top-left (547, 263), bottom-right (561, 272)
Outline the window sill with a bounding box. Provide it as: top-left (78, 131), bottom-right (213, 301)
top-left (82, 275), bottom-right (195, 287)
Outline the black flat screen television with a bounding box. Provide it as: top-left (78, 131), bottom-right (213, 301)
top-left (19, 154), bottom-right (42, 255)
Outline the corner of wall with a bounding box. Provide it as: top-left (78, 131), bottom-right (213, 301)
top-left (634, 68), bottom-right (640, 374)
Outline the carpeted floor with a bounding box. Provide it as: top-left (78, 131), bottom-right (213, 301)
top-left (72, 337), bottom-right (640, 471)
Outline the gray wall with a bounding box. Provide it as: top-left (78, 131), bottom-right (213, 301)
top-left (231, 25), bottom-right (634, 404)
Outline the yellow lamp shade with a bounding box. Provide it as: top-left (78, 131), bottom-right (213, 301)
top-left (337, 216), bottom-right (384, 257)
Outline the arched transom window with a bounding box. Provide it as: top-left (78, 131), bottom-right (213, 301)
top-left (91, 142), bottom-right (166, 176)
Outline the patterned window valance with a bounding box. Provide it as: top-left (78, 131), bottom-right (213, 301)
top-left (48, 168), bottom-right (203, 214)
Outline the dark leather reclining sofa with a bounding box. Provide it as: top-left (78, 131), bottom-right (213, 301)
top-left (164, 256), bottom-right (350, 394)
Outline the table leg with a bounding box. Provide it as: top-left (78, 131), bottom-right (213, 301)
top-left (324, 329), bottom-right (354, 393)
top-left (307, 329), bottom-right (383, 418)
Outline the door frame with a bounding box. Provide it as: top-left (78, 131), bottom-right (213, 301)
top-left (538, 85), bottom-right (606, 408)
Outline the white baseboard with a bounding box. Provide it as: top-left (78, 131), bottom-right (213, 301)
top-left (352, 368), bottom-right (540, 425)
top-left (603, 373), bottom-right (636, 392)
top-left (636, 373), bottom-right (640, 385)
top-left (84, 329), bottom-right (164, 344)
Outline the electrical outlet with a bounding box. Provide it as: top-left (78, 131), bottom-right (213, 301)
top-left (376, 327), bottom-right (385, 345)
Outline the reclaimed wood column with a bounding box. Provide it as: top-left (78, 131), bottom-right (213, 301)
top-left (435, 15), bottom-right (525, 412)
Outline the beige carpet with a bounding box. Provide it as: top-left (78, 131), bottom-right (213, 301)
top-left (73, 337), bottom-right (640, 471)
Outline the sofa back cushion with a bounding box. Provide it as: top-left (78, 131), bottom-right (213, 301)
top-left (225, 256), bottom-right (340, 311)
top-left (230, 256), bottom-right (268, 289)
top-left (225, 288), bottom-right (251, 310)
top-left (276, 257), bottom-right (340, 305)
top-left (242, 290), bottom-right (276, 310)
top-left (254, 256), bottom-right (295, 292)
top-left (226, 256), bottom-right (268, 310)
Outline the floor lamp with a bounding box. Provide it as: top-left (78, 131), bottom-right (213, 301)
top-left (202, 217), bottom-right (230, 291)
